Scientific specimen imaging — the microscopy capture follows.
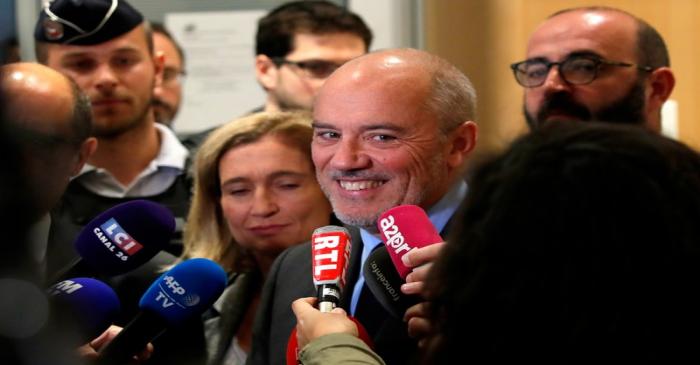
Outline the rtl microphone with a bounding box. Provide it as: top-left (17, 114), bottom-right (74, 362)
top-left (311, 226), bottom-right (372, 343)
top-left (286, 226), bottom-right (371, 365)
top-left (96, 258), bottom-right (227, 365)
top-left (364, 205), bottom-right (442, 318)
top-left (311, 225), bottom-right (352, 312)
top-left (47, 277), bottom-right (121, 345)
top-left (49, 200), bottom-right (175, 284)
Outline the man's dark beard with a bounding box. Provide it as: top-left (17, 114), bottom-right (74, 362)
top-left (93, 96), bottom-right (154, 139)
top-left (152, 98), bottom-right (174, 125)
top-left (525, 78), bottom-right (646, 129)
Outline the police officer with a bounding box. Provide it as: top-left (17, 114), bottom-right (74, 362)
top-left (34, 1), bottom-right (201, 363)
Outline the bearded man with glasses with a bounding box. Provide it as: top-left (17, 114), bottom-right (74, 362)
top-left (512, 6), bottom-right (675, 131)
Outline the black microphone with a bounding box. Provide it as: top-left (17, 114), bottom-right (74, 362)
top-left (363, 247), bottom-right (419, 319)
top-left (49, 200), bottom-right (175, 284)
top-left (96, 258), bottom-right (227, 365)
top-left (364, 205), bottom-right (443, 318)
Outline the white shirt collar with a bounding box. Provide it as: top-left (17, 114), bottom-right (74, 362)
top-left (74, 123), bottom-right (189, 197)
top-left (78, 123), bottom-right (188, 176)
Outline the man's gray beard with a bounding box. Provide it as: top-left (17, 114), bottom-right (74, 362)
top-left (319, 153), bottom-right (443, 233)
top-left (319, 180), bottom-right (384, 231)
top-left (333, 209), bottom-right (380, 232)
top-left (330, 185), bottom-right (434, 233)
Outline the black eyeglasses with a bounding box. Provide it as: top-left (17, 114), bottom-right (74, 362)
top-left (271, 58), bottom-right (343, 79)
top-left (510, 55), bottom-right (654, 88)
top-left (162, 67), bottom-right (186, 85)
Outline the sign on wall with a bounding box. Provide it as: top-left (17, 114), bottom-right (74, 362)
top-left (165, 10), bottom-right (267, 133)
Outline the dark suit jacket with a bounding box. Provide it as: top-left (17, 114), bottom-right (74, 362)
top-left (247, 226), bottom-right (418, 365)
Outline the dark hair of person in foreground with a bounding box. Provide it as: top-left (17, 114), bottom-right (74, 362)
top-left (423, 121), bottom-right (700, 364)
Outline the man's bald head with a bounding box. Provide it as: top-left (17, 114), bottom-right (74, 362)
top-left (1, 62), bottom-right (95, 219)
top-left (1, 62), bottom-right (92, 144)
top-left (317, 48), bottom-right (477, 136)
top-left (548, 7), bottom-right (669, 70)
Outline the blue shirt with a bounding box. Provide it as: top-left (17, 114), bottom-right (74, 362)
top-left (350, 180), bottom-right (468, 315)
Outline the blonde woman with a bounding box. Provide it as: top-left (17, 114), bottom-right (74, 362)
top-left (181, 111), bottom-right (333, 365)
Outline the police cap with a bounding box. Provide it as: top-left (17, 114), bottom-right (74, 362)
top-left (34, 0), bottom-right (144, 45)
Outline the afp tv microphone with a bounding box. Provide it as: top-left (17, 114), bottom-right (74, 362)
top-left (96, 258), bottom-right (227, 365)
top-left (49, 200), bottom-right (175, 284)
top-left (364, 205), bottom-right (442, 318)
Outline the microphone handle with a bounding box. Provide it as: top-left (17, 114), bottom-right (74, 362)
top-left (316, 283), bottom-right (341, 312)
top-left (96, 310), bottom-right (167, 365)
top-left (47, 257), bottom-right (92, 286)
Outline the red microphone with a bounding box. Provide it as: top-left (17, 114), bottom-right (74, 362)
top-left (287, 226), bottom-right (372, 365)
top-left (377, 205), bottom-right (443, 279)
top-left (311, 226), bottom-right (352, 311)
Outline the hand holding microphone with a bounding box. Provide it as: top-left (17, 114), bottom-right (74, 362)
top-left (96, 258), bottom-right (227, 365)
top-left (291, 297), bottom-right (357, 349)
top-left (364, 205), bottom-right (443, 319)
top-left (287, 226), bottom-right (372, 365)
top-left (77, 325), bottom-right (153, 363)
top-left (400, 241), bottom-right (446, 295)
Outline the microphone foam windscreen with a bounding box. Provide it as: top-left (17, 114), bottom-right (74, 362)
top-left (74, 200), bottom-right (175, 275)
top-left (139, 258), bottom-right (227, 326)
top-left (47, 277), bottom-right (120, 343)
top-left (377, 205), bottom-right (442, 279)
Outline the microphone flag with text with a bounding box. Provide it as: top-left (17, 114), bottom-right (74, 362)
top-left (49, 200), bottom-right (175, 284)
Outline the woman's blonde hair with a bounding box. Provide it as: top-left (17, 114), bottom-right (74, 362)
top-left (181, 111), bottom-right (314, 272)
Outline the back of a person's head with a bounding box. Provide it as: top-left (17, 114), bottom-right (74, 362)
top-left (0, 71), bottom-right (40, 276)
top-left (255, 0), bottom-right (372, 58)
top-left (424, 122), bottom-right (700, 364)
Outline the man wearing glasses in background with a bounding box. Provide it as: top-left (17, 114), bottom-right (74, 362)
top-left (511, 6), bottom-right (675, 132)
top-left (253, 0), bottom-right (372, 112)
top-left (181, 0), bottom-right (372, 150)
top-left (152, 22), bottom-right (186, 129)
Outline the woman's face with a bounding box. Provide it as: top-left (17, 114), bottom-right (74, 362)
top-left (218, 135), bottom-right (332, 259)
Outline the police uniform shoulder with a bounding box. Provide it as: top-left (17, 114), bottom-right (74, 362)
top-left (34, 0), bottom-right (144, 45)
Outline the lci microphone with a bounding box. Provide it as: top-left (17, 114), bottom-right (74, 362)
top-left (47, 277), bottom-right (120, 345)
top-left (96, 258), bottom-right (227, 365)
top-left (49, 200), bottom-right (175, 284)
top-left (286, 226), bottom-right (372, 365)
top-left (364, 205), bottom-right (443, 318)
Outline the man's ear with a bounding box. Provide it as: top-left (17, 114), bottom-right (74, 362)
top-left (647, 67), bottom-right (675, 112)
top-left (72, 137), bottom-right (97, 176)
top-left (445, 121), bottom-right (478, 171)
top-left (644, 67), bottom-right (675, 132)
top-left (153, 51), bottom-right (165, 87)
top-left (255, 54), bottom-right (279, 91)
